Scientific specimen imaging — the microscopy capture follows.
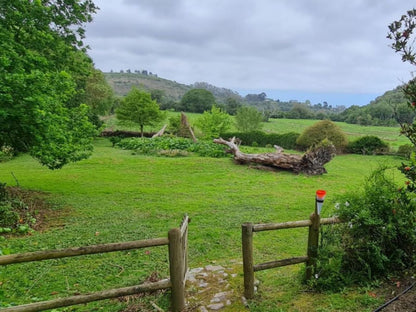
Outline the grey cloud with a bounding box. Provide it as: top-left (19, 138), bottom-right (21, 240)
top-left (85, 0), bottom-right (416, 99)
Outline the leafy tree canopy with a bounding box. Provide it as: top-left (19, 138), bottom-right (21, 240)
top-left (179, 89), bottom-right (216, 113)
top-left (0, 0), bottom-right (98, 169)
top-left (116, 87), bottom-right (165, 137)
top-left (195, 106), bottom-right (231, 139)
top-left (84, 68), bottom-right (114, 115)
top-left (235, 106), bottom-right (263, 133)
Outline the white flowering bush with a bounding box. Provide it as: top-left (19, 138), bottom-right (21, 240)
top-left (0, 145), bottom-right (14, 162)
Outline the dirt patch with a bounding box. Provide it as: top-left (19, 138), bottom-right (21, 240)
top-left (5, 186), bottom-right (70, 233)
top-left (374, 273), bottom-right (416, 312)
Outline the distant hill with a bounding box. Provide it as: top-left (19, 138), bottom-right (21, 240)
top-left (104, 71), bottom-right (413, 126)
top-left (104, 72), bottom-right (242, 103)
top-left (104, 72), bottom-right (191, 101)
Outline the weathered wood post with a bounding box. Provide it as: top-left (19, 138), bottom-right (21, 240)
top-left (242, 222), bottom-right (255, 299)
top-left (168, 228), bottom-right (185, 312)
top-left (306, 190), bottom-right (326, 281)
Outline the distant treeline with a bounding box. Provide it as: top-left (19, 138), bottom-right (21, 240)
top-left (105, 73), bottom-right (414, 127)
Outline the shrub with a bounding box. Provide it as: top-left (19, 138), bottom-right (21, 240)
top-left (346, 136), bottom-right (389, 155)
top-left (310, 168), bottom-right (416, 291)
top-left (116, 136), bottom-right (228, 158)
top-left (296, 120), bottom-right (348, 153)
top-left (235, 106), bottom-right (263, 132)
top-left (397, 144), bottom-right (415, 158)
top-left (220, 131), bottom-right (299, 149)
top-left (0, 145), bottom-right (14, 162)
top-left (195, 106), bottom-right (231, 139)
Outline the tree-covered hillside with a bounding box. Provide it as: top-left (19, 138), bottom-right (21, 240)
top-left (104, 72), bottom-right (412, 126)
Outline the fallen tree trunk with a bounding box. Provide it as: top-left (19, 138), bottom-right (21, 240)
top-left (213, 137), bottom-right (336, 175)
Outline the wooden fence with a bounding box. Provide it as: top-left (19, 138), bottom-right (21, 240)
top-left (0, 215), bottom-right (189, 312)
top-left (242, 212), bottom-right (341, 299)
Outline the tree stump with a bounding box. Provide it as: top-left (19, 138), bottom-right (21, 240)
top-left (213, 137), bottom-right (336, 175)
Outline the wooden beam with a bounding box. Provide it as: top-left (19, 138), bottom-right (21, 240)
top-left (252, 217), bottom-right (341, 232)
top-left (254, 256), bottom-right (309, 272)
top-left (0, 238), bottom-right (169, 265)
top-left (2, 280), bottom-right (171, 312)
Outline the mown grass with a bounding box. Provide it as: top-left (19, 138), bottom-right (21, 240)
top-left (0, 134), bottom-right (408, 311)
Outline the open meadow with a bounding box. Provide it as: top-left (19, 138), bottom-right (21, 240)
top-left (0, 118), bottom-right (410, 311)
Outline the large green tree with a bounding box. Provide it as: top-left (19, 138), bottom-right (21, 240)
top-left (0, 0), bottom-right (98, 169)
top-left (179, 89), bottom-right (216, 113)
top-left (116, 87), bottom-right (165, 137)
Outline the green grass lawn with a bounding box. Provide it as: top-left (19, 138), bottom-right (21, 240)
top-left (0, 135), bottom-right (408, 311)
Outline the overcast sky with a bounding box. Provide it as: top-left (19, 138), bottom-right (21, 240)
top-left (85, 0), bottom-right (415, 107)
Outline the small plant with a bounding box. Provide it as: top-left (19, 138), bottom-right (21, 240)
top-left (0, 183), bottom-right (37, 235)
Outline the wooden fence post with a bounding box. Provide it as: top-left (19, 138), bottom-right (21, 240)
top-left (168, 228), bottom-right (185, 312)
top-left (242, 222), bottom-right (255, 299)
top-left (305, 211), bottom-right (320, 281)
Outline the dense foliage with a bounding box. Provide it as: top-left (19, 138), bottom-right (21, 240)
top-left (220, 131), bottom-right (299, 150)
top-left (178, 89), bottom-right (216, 113)
top-left (311, 168), bottom-right (416, 291)
top-left (346, 136), bottom-right (389, 155)
top-left (235, 106), bottom-right (264, 132)
top-left (195, 106), bottom-right (231, 139)
top-left (116, 87), bottom-right (165, 137)
top-left (0, 0), bottom-right (99, 169)
top-left (116, 136), bottom-right (228, 158)
top-left (296, 120), bottom-right (348, 153)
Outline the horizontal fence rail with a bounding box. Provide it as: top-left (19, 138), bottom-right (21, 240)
top-left (0, 215), bottom-right (189, 312)
top-left (252, 216), bottom-right (340, 232)
top-left (3, 280), bottom-right (171, 312)
top-left (0, 237), bottom-right (169, 265)
top-left (242, 215), bottom-right (342, 299)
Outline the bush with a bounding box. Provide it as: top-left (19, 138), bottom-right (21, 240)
top-left (0, 145), bottom-right (14, 162)
top-left (116, 136), bottom-right (228, 158)
top-left (397, 144), bottom-right (415, 158)
top-left (346, 136), bottom-right (389, 155)
top-left (310, 168), bottom-right (416, 291)
top-left (296, 120), bottom-right (348, 153)
top-left (220, 131), bottom-right (299, 149)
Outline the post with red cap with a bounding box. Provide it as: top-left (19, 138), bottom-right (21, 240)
top-left (306, 190), bottom-right (326, 280)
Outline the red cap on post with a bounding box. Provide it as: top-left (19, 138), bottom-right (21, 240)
top-left (315, 190), bottom-right (326, 215)
top-left (316, 190), bottom-right (326, 201)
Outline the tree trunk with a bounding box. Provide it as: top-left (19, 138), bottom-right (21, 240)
top-left (179, 112), bottom-right (197, 142)
top-left (213, 137), bottom-right (336, 175)
top-left (152, 124), bottom-right (167, 138)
